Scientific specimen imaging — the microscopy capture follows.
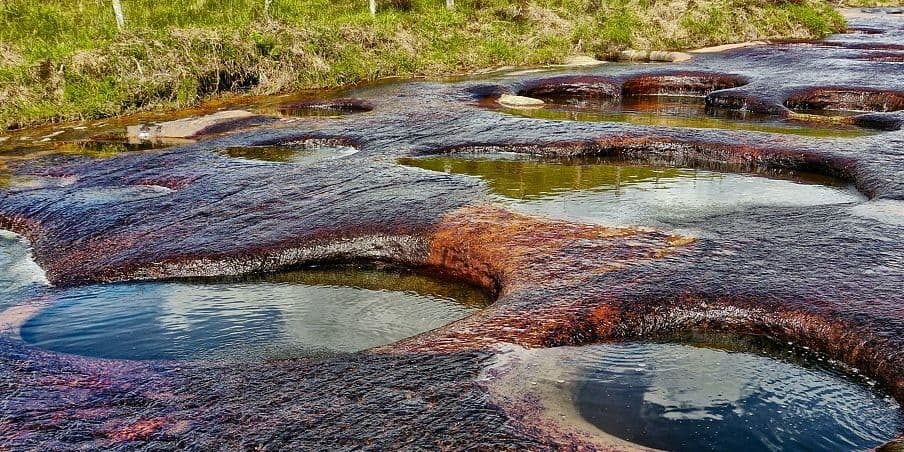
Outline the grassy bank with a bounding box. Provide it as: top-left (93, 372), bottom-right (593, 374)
top-left (0, 0), bottom-right (845, 130)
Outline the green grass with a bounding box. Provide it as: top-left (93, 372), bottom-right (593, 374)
top-left (0, 0), bottom-right (846, 129)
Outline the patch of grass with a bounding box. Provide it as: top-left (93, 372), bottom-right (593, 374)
top-left (0, 0), bottom-right (847, 129)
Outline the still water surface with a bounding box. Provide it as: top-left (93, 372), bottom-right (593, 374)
top-left (495, 95), bottom-right (876, 138)
top-left (401, 154), bottom-right (866, 227)
top-left (500, 333), bottom-right (904, 451)
top-left (20, 266), bottom-right (490, 361)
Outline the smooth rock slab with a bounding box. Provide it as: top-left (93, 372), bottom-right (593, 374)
top-left (126, 110), bottom-right (266, 140)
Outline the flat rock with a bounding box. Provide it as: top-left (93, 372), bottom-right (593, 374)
top-left (691, 41), bottom-right (767, 53)
top-left (498, 94), bottom-right (545, 108)
top-left (126, 110), bottom-right (262, 140)
top-left (562, 55), bottom-right (605, 67)
top-left (618, 49), bottom-right (692, 62)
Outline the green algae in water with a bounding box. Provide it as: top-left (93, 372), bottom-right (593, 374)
top-left (20, 266), bottom-right (490, 361)
top-left (400, 154), bottom-right (866, 227)
top-left (221, 143), bottom-right (358, 163)
top-left (497, 96), bottom-right (876, 138)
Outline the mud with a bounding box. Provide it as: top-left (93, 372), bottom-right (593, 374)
top-left (0, 8), bottom-right (903, 451)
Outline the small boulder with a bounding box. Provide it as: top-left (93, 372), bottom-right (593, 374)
top-left (498, 94), bottom-right (545, 108)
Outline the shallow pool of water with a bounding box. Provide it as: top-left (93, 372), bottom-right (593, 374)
top-left (220, 143), bottom-right (359, 163)
top-left (574, 334), bottom-right (904, 451)
top-left (489, 333), bottom-right (904, 451)
top-left (20, 266), bottom-right (490, 361)
top-left (400, 154), bottom-right (866, 227)
top-left (495, 96), bottom-right (875, 138)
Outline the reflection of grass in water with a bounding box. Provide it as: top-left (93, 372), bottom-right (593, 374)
top-left (186, 264), bottom-right (493, 310)
top-left (52, 141), bottom-right (137, 158)
top-left (0, 140), bottom-right (171, 163)
top-left (221, 144), bottom-right (357, 163)
top-left (400, 155), bottom-right (854, 199)
top-left (499, 101), bottom-right (876, 138)
top-left (222, 146), bottom-right (303, 162)
top-left (401, 156), bottom-right (705, 200)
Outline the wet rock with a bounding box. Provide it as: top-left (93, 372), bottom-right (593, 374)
top-left (864, 52), bottom-right (904, 63)
top-left (853, 113), bottom-right (903, 131)
top-left (277, 98), bottom-right (374, 116)
top-left (706, 90), bottom-right (787, 115)
top-left (497, 94), bottom-right (544, 108)
top-left (846, 26), bottom-right (883, 34)
top-left (2, 10), bottom-right (904, 449)
top-left (877, 437), bottom-right (904, 452)
top-left (784, 87), bottom-right (904, 113)
top-left (622, 71), bottom-right (749, 96)
top-left (519, 75), bottom-right (620, 99)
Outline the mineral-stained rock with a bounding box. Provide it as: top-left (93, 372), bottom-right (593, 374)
top-left (1, 8), bottom-right (904, 450)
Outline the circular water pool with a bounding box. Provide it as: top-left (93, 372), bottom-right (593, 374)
top-left (511, 333), bottom-right (904, 451)
top-left (20, 266), bottom-right (490, 361)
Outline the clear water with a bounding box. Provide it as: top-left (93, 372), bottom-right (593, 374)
top-left (494, 96), bottom-right (875, 138)
top-left (400, 154), bottom-right (866, 227)
top-left (0, 174), bottom-right (74, 191)
top-left (0, 231), bottom-right (48, 308)
top-left (571, 334), bottom-right (904, 451)
top-left (20, 266), bottom-right (489, 361)
top-left (220, 143), bottom-right (359, 163)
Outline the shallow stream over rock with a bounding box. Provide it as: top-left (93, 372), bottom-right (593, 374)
top-left (0, 7), bottom-right (903, 450)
